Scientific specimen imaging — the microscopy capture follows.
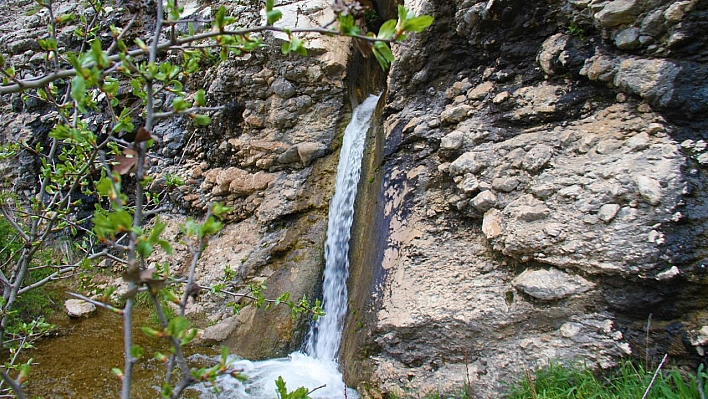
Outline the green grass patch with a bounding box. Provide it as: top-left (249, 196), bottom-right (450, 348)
top-left (507, 361), bottom-right (707, 399)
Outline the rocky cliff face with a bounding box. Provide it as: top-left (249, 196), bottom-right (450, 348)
top-left (2, 0), bottom-right (708, 397)
top-left (344, 0), bottom-right (708, 397)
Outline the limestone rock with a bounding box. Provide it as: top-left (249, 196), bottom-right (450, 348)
top-left (537, 33), bottom-right (569, 76)
top-left (614, 27), bottom-right (640, 50)
top-left (65, 299), bottom-right (96, 318)
top-left (635, 175), bottom-right (662, 205)
top-left (664, 1), bottom-right (691, 23)
top-left (440, 104), bottom-right (472, 124)
top-left (598, 204), bottom-right (621, 223)
top-left (482, 208), bottom-right (503, 239)
top-left (296, 142), bottom-right (327, 165)
top-left (522, 144), bottom-right (553, 172)
top-left (513, 268), bottom-right (595, 301)
top-left (467, 81), bottom-right (495, 100)
top-left (595, 0), bottom-right (641, 27)
top-left (449, 151), bottom-right (486, 175)
top-left (201, 316), bottom-right (240, 344)
top-left (440, 130), bottom-right (464, 150)
top-left (470, 190), bottom-right (497, 212)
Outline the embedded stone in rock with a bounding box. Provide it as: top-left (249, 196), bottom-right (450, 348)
top-left (201, 315), bottom-right (239, 344)
top-left (513, 268), bottom-right (595, 301)
top-left (624, 132), bottom-right (650, 152)
top-left (492, 176), bottom-right (520, 192)
top-left (656, 266), bottom-right (680, 281)
top-left (440, 104), bottom-right (472, 124)
top-left (641, 9), bottom-right (665, 36)
top-left (516, 203), bottom-right (551, 222)
top-left (615, 27), bottom-right (640, 50)
top-left (459, 175), bottom-right (480, 194)
top-left (471, 190), bottom-right (498, 212)
top-left (598, 203), bottom-right (621, 223)
top-left (522, 144), bottom-right (554, 172)
top-left (664, 1), bottom-right (690, 23)
top-left (482, 208), bottom-right (503, 239)
top-left (449, 151), bottom-right (486, 175)
top-left (595, 0), bottom-right (641, 27)
top-left (65, 299), bottom-right (96, 318)
top-left (296, 142), bottom-right (327, 165)
top-left (277, 146), bottom-right (302, 164)
top-left (613, 58), bottom-right (680, 107)
top-left (440, 130), bottom-right (464, 151)
top-left (635, 175), bottom-right (662, 205)
top-left (690, 326), bottom-right (708, 349)
top-left (229, 171), bottom-right (274, 197)
top-left (537, 33), bottom-right (569, 76)
top-left (271, 77), bottom-right (296, 99)
top-left (467, 81), bottom-right (495, 100)
top-left (580, 55), bottom-right (618, 83)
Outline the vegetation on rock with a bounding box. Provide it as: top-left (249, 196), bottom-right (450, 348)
top-left (0, 0), bottom-right (432, 398)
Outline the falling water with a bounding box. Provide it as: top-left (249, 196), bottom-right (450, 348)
top-left (306, 93), bottom-right (380, 362)
top-left (197, 95), bottom-right (380, 399)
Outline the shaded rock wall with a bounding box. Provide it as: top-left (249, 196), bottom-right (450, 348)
top-left (346, 0), bottom-right (708, 397)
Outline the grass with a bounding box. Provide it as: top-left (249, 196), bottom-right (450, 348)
top-left (507, 360), bottom-right (707, 399)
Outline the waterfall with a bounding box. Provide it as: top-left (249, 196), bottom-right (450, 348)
top-left (198, 95), bottom-right (379, 399)
top-left (306, 93), bottom-right (380, 362)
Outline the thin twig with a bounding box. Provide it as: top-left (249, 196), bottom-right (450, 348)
top-left (642, 353), bottom-right (668, 399)
top-left (67, 292), bottom-right (124, 314)
top-left (0, 372), bottom-right (25, 399)
top-left (309, 384), bottom-right (326, 395)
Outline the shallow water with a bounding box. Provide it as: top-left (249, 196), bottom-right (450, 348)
top-left (15, 307), bottom-right (217, 398)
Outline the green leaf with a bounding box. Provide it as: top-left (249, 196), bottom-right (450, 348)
top-left (38, 38), bottom-right (57, 51)
top-left (220, 346), bottom-right (229, 365)
top-left (167, 316), bottom-right (190, 337)
top-left (157, 239), bottom-right (173, 255)
top-left (70, 75), bottom-right (86, 110)
top-left (275, 376), bottom-right (288, 398)
top-left (130, 345), bottom-right (144, 359)
top-left (338, 14), bottom-right (359, 36)
top-left (148, 219), bottom-right (167, 243)
top-left (194, 89), bottom-right (206, 107)
top-left (136, 240), bottom-right (153, 258)
top-left (291, 37), bottom-right (307, 56)
top-left (172, 97), bottom-right (189, 112)
top-left (266, 9), bottom-right (282, 25)
top-left (56, 13), bottom-right (76, 24)
top-left (215, 6), bottom-right (226, 30)
top-left (210, 203), bottom-right (232, 218)
top-left (191, 114), bottom-right (211, 126)
top-left (134, 38), bottom-right (147, 52)
top-left (140, 326), bottom-right (163, 338)
top-left (372, 41), bottom-right (395, 70)
top-left (377, 19), bottom-right (397, 40)
top-left (397, 5), bottom-right (409, 25)
top-left (404, 15), bottom-right (434, 33)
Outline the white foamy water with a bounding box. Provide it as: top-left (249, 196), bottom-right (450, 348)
top-left (196, 95), bottom-right (380, 399)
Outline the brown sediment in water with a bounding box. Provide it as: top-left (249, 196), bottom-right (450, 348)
top-left (16, 306), bottom-right (219, 398)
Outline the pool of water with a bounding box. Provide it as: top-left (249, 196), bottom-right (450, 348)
top-left (16, 306), bottom-right (218, 398)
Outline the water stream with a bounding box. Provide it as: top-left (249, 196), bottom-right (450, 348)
top-left (18, 95), bottom-right (380, 398)
top-left (200, 94), bottom-right (380, 398)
